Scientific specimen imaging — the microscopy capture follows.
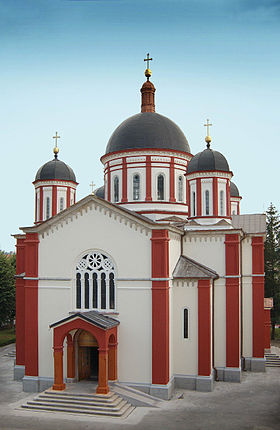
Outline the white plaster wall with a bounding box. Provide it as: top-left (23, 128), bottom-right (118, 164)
top-left (172, 281), bottom-right (198, 375)
top-left (169, 284), bottom-right (173, 378)
top-left (213, 279), bottom-right (226, 367)
top-left (127, 167), bottom-right (146, 202)
top-left (189, 180), bottom-right (196, 217)
top-left (231, 201), bottom-right (238, 215)
top-left (169, 233), bottom-right (182, 276)
top-left (201, 179), bottom-right (213, 216)
top-left (183, 234), bottom-right (226, 276)
top-left (175, 169), bottom-right (186, 203)
top-left (151, 167), bottom-right (170, 201)
top-left (57, 187), bottom-right (67, 213)
top-left (70, 188), bottom-right (75, 205)
top-left (43, 187), bottom-right (52, 220)
top-left (218, 179), bottom-right (227, 216)
top-left (36, 189), bottom-right (40, 222)
top-left (110, 170), bottom-right (122, 203)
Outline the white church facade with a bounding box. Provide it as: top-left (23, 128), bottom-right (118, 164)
top-left (14, 62), bottom-right (266, 400)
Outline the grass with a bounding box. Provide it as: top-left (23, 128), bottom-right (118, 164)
top-left (0, 327), bottom-right (16, 347)
top-left (275, 327), bottom-right (280, 340)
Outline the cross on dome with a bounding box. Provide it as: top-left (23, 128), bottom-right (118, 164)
top-left (204, 119), bottom-right (212, 147)
top-left (53, 131), bottom-right (61, 158)
top-left (144, 53), bottom-right (153, 79)
top-left (90, 181), bottom-right (96, 195)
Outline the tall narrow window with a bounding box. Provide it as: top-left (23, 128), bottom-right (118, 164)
top-left (113, 176), bottom-right (119, 202)
top-left (133, 174), bottom-right (140, 200)
top-left (220, 190), bottom-right (224, 216)
top-left (101, 273), bottom-right (106, 309)
top-left (157, 174), bottom-right (164, 200)
top-left (76, 273), bottom-right (81, 309)
top-left (178, 176), bottom-right (183, 202)
top-left (192, 191), bottom-right (196, 216)
top-left (85, 273), bottom-right (89, 309)
top-left (92, 273), bottom-right (98, 308)
top-left (205, 190), bottom-right (210, 215)
top-left (183, 308), bottom-right (189, 339)
top-left (46, 197), bottom-right (50, 219)
top-left (109, 272), bottom-right (115, 309)
top-left (59, 197), bottom-right (64, 212)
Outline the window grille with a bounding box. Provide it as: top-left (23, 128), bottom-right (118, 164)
top-left (178, 176), bottom-right (183, 202)
top-left (183, 308), bottom-right (189, 339)
top-left (157, 174), bottom-right (164, 200)
top-left (60, 197), bottom-right (64, 212)
top-left (220, 190), bottom-right (224, 216)
top-left (46, 197), bottom-right (50, 219)
top-left (205, 190), bottom-right (210, 215)
top-left (76, 252), bottom-right (115, 311)
top-left (192, 191), bottom-right (196, 216)
top-left (133, 174), bottom-right (140, 200)
top-left (113, 177), bottom-right (119, 202)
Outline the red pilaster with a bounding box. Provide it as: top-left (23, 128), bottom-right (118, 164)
top-left (151, 230), bottom-right (170, 384)
top-left (39, 187), bottom-right (43, 222)
top-left (226, 180), bottom-right (231, 217)
top-left (264, 309), bottom-right (271, 349)
top-left (186, 180), bottom-right (190, 215)
top-left (252, 236), bottom-right (265, 358)
top-left (107, 165), bottom-right (111, 202)
top-left (197, 178), bottom-right (202, 217)
top-left (24, 233), bottom-right (39, 377)
top-left (67, 187), bottom-right (71, 208)
top-left (121, 157), bottom-right (127, 202)
top-left (169, 157), bottom-right (175, 202)
top-left (53, 346), bottom-right (66, 390)
top-left (213, 177), bottom-right (218, 216)
top-left (198, 279), bottom-right (211, 376)
top-left (225, 234), bottom-right (240, 368)
top-left (15, 238), bottom-right (26, 366)
top-left (52, 185), bottom-right (57, 217)
top-left (145, 155), bottom-right (152, 201)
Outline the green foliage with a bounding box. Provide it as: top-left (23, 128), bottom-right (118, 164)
top-left (0, 251), bottom-right (16, 327)
top-left (0, 327), bottom-right (16, 346)
top-left (264, 203), bottom-right (280, 339)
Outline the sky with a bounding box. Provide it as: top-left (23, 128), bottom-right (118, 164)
top-left (1, 0), bottom-right (280, 251)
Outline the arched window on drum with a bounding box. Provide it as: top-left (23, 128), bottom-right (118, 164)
top-left (76, 252), bottom-right (116, 311)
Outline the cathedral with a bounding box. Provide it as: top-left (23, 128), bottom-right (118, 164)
top-left (14, 58), bottom-right (267, 400)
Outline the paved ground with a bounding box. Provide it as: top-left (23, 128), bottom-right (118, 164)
top-left (1, 343), bottom-right (280, 430)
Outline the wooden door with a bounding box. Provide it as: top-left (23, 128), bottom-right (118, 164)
top-left (78, 347), bottom-right (91, 380)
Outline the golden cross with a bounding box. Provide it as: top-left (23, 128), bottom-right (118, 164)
top-left (204, 119), bottom-right (212, 136)
top-left (90, 181), bottom-right (96, 195)
top-left (144, 53), bottom-right (153, 69)
top-left (53, 131), bottom-right (60, 146)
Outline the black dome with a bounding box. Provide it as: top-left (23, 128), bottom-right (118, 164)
top-left (187, 147), bottom-right (230, 174)
top-left (35, 158), bottom-right (76, 182)
top-left (105, 112), bottom-right (190, 154)
top-left (94, 185), bottom-right (105, 198)
top-left (230, 181), bottom-right (240, 197)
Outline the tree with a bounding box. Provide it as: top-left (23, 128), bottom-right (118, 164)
top-left (264, 203), bottom-right (280, 339)
top-left (0, 251), bottom-right (16, 327)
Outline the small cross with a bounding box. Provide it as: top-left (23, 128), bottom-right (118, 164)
top-left (204, 119), bottom-right (212, 136)
top-left (53, 131), bottom-right (60, 146)
top-left (144, 53), bottom-right (153, 69)
top-left (90, 181), bottom-right (96, 195)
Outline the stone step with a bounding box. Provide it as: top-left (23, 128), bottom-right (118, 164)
top-left (25, 398), bottom-right (127, 412)
top-left (36, 394), bottom-right (123, 408)
top-left (45, 388), bottom-right (115, 400)
top-left (40, 392), bottom-right (119, 404)
top-left (21, 402), bottom-right (134, 417)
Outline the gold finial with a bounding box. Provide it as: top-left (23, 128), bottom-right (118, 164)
top-left (90, 181), bottom-right (96, 195)
top-left (144, 53), bottom-right (153, 79)
top-left (53, 131), bottom-right (60, 158)
top-left (204, 119), bottom-right (212, 147)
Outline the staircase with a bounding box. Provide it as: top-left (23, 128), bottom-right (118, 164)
top-left (265, 352), bottom-right (280, 367)
top-left (21, 389), bottom-right (135, 418)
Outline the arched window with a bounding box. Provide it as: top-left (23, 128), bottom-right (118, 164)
top-left (157, 174), bottom-right (164, 200)
top-left (183, 308), bottom-right (189, 339)
top-left (133, 174), bottom-right (140, 200)
top-left (46, 197), bottom-right (50, 219)
top-left (59, 197), bottom-right (64, 212)
top-left (205, 190), bottom-right (210, 215)
top-left (113, 176), bottom-right (119, 203)
top-left (220, 190), bottom-right (224, 216)
top-left (178, 176), bottom-right (183, 202)
top-left (192, 191), bottom-right (196, 217)
top-left (76, 252), bottom-right (115, 311)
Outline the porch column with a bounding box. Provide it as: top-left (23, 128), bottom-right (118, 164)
top-left (108, 342), bottom-right (117, 381)
top-left (96, 348), bottom-right (109, 394)
top-left (52, 346), bottom-right (66, 391)
top-left (67, 335), bottom-right (75, 379)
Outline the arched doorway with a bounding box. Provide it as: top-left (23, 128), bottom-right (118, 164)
top-left (78, 330), bottom-right (99, 381)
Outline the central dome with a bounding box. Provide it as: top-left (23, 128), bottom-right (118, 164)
top-left (105, 112), bottom-right (190, 155)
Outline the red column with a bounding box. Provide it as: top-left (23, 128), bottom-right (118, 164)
top-left (24, 233), bottom-right (39, 377)
top-left (225, 234), bottom-right (240, 368)
top-left (96, 348), bottom-right (109, 394)
top-left (198, 279), bottom-right (211, 376)
top-left (66, 334), bottom-right (75, 379)
top-left (15, 238), bottom-right (26, 366)
top-left (39, 187), bottom-right (43, 222)
top-left (197, 178), bottom-right (202, 217)
top-left (108, 342), bottom-right (118, 381)
top-left (264, 309), bottom-right (271, 349)
top-left (67, 187), bottom-right (71, 208)
top-left (252, 237), bottom-right (265, 358)
top-left (146, 155), bottom-right (152, 201)
top-left (107, 165), bottom-right (111, 202)
top-left (53, 346), bottom-right (66, 390)
top-left (151, 230), bottom-right (170, 384)
top-left (226, 180), bottom-right (231, 217)
top-left (52, 185), bottom-right (57, 217)
top-left (213, 178), bottom-right (218, 216)
top-left (169, 157), bottom-right (176, 202)
top-left (121, 157), bottom-right (127, 203)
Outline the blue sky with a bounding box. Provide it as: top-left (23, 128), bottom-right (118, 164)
top-left (1, 0), bottom-right (280, 250)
